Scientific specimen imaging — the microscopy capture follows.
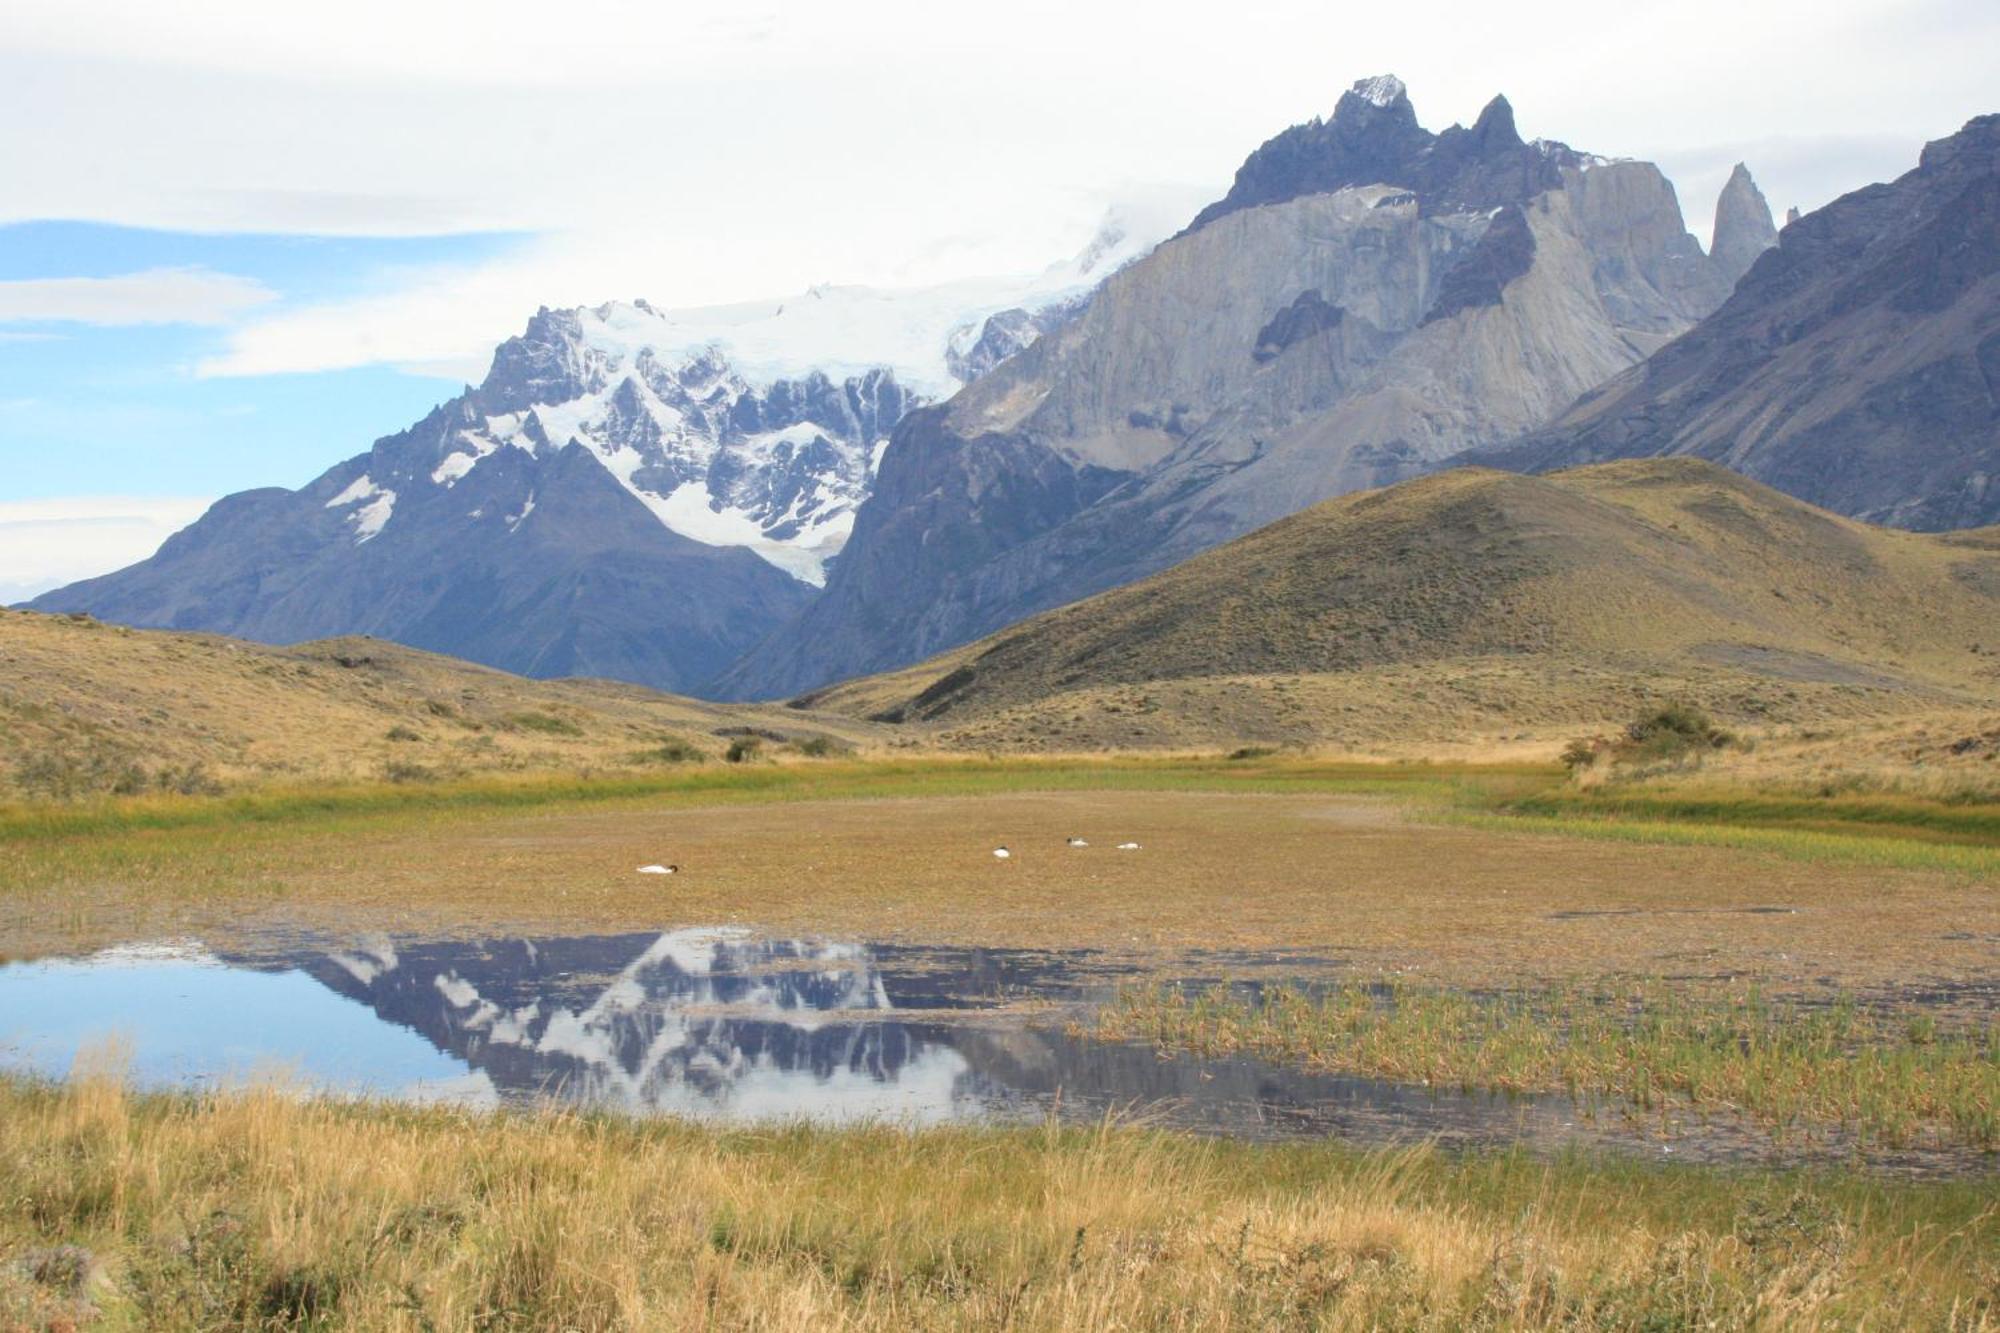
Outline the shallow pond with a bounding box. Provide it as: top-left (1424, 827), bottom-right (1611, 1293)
top-left (0, 927), bottom-right (1980, 1173)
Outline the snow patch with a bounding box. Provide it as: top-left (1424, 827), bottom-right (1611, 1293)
top-left (655, 482), bottom-right (847, 586)
top-left (325, 474), bottom-right (381, 508)
top-left (1351, 75), bottom-right (1407, 109)
top-left (350, 489), bottom-right (396, 543)
top-left (431, 452), bottom-right (478, 486)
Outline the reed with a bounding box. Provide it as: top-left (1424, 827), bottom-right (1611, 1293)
top-left (1098, 981), bottom-right (2000, 1150)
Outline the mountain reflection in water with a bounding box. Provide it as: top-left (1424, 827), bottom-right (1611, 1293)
top-left (0, 928), bottom-right (1592, 1148)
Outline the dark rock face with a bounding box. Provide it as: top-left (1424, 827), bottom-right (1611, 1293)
top-left (1422, 205), bottom-right (1535, 323)
top-left (716, 79), bottom-right (1748, 699)
top-left (1254, 290), bottom-right (1345, 361)
top-left (1186, 81), bottom-right (1577, 233)
top-left (1486, 115), bottom-right (2000, 532)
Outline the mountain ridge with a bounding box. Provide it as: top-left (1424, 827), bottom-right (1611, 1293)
top-left (800, 459), bottom-right (2000, 752)
top-left (1482, 114), bottom-right (2000, 530)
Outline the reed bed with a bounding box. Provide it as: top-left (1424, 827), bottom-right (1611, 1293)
top-left (1098, 982), bottom-right (2000, 1151)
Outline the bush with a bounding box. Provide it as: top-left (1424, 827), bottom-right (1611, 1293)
top-left (1624, 704), bottom-right (1735, 761)
top-left (154, 762), bottom-right (223, 797)
top-left (1227, 745), bottom-right (1277, 761)
top-left (724, 737), bottom-right (762, 764)
top-left (12, 743), bottom-right (224, 801)
top-left (1560, 738), bottom-right (1605, 772)
top-left (636, 739), bottom-right (706, 765)
top-left (506, 711), bottom-right (583, 737)
top-left (1563, 704), bottom-right (1737, 780)
top-left (381, 760), bottom-right (437, 784)
top-left (384, 725), bottom-right (422, 743)
top-left (791, 735), bottom-right (849, 758)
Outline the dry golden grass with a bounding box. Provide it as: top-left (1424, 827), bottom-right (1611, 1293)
top-left (2, 1069), bottom-right (1993, 1330)
top-left (0, 609), bottom-right (882, 797)
top-left (808, 461), bottom-right (2000, 754)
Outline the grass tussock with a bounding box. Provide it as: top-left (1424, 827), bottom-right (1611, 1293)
top-left (1097, 983), bottom-right (2000, 1151)
top-left (1, 1072), bottom-right (1995, 1330)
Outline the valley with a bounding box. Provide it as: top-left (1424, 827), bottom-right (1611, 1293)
top-left (3, 36), bottom-right (1997, 1329)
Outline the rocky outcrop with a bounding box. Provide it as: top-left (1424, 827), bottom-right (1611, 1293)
top-left (1486, 115), bottom-right (2000, 532)
top-left (717, 79), bottom-right (1751, 699)
top-left (1710, 163), bottom-right (1779, 286)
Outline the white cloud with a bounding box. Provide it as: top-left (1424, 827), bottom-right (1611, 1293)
top-left (0, 496), bottom-right (213, 602)
top-left (194, 182), bottom-right (1212, 382)
top-left (0, 268), bottom-right (275, 327)
top-left (1, 0), bottom-right (1992, 378)
top-left (3, 0), bottom-right (1990, 247)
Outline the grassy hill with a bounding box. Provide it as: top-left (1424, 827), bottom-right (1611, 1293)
top-left (0, 611), bottom-right (879, 799)
top-left (806, 460), bottom-right (2000, 754)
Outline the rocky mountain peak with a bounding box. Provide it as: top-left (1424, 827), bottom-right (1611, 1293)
top-left (1918, 113), bottom-right (2000, 178)
top-left (1710, 161), bottom-right (1779, 285)
top-left (1467, 94), bottom-right (1523, 150)
top-left (1185, 79), bottom-right (1579, 234)
top-left (1346, 74), bottom-right (1409, 110)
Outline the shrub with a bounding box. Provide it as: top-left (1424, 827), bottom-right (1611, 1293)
top-left (724, 737), bottom-right (762, 764)
top-left (381, 760), bottom-right (437, 784)
top-left (1624, 704), bottom-right (1735, 762)
top-left (636, 739), bottom-right (706, 765)
top-left (506, 712), bottom-right (583, 738)
top-left (1560, 738), bottom-right (1605, 772)
top-left (1228, 745), bottom-right (1277, 761)
top-left (384, 725), bottom-right (422, 743)
top-left (1563, 704), bottom-right (1737, 780)
top-left (154, 762), bottom-right (223, 797)
top-left (791, 735), bottom-right (849, 758)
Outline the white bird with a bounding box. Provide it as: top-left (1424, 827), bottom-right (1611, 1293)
top-left (637, 864), bottom-right (679, 875)
top-left (1116, 842), bottom-right (1141, 851)
top-left (992, 847), bottom-right (1011, 860)
top-left (1067, 837), bottom-right (1088, 848)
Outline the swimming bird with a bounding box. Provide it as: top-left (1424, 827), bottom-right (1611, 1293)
top-left (992, 847), bottom-right (1011, 860)
top-left (1116, 842), bottom-right (1141, 851)
top-left (1067, 837), bottom-right (1088, 848)
top-left (637, 864), bottom-right (679, 875)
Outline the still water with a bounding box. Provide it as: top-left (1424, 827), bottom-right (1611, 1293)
top-left (7, 926), bottom-right (1955, 1170)
top-left (0, 927), bottom-right (1579, 1142)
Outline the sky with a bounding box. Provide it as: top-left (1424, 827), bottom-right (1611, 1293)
top-left (2, 0), bottom-right (1995, 600)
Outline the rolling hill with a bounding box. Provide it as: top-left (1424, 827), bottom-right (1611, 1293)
top-left (802, 460), bottom-right (2000, 752)
top-left (0, 611), bottom-right (878, 799)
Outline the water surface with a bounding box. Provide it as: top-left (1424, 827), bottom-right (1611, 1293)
top-left (0, 927), bottom-right (1980, 1172)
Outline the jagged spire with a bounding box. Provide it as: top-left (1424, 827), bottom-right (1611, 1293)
top-left (1711, 162), bottom-right (1778, 286)
top-left (1469, 94), bottom-right (1522, 149)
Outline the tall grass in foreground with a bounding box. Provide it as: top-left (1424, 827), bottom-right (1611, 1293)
top-left (1, 1073), bottom-right (1994, 1330)
top-left (1098, 983), bottom-right (2000, 1151)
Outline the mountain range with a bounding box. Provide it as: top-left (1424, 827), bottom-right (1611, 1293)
top-left (26, 79), bottom-right (1998, 708)
top-left (719, 78), bottom-right (1773, 696)
top-left (26, 216), bottom-right (1164, 692)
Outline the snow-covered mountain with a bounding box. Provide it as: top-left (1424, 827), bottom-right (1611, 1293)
top-left (30, 209), bottom-right (1175, 690)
